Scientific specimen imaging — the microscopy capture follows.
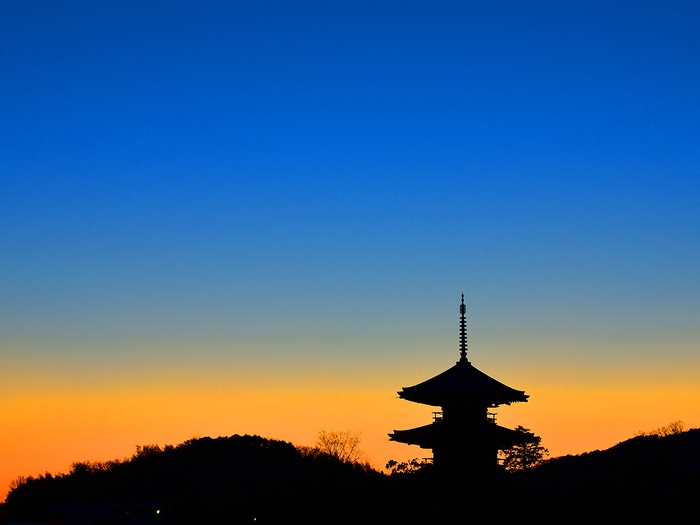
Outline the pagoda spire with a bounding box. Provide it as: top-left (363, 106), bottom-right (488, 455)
top-left (459, 293), bottom-right (468, 362)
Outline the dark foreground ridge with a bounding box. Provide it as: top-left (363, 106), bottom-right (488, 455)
top-left (3, 430), bottom-right (700, 524)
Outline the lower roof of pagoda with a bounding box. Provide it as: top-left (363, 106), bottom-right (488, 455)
top-left (388, 421), bottom-right (535, 449)
top-left (398, 358), bottom-right (528, 407)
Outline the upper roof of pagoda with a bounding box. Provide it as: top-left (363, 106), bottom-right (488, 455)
top-left (397, 294), bottom-right (529, 407)
top-left (397, 358), bottom-right (529, 407)
top-left (398, 294), bottom-right (530, 407)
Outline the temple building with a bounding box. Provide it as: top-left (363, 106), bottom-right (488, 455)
top-left (389, 295), bottom-right (534, 474)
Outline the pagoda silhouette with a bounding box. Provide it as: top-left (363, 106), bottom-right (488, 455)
top-left (389, 294), bottom-right (534, 474)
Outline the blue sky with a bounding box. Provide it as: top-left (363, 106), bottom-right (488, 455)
top-left (3, 1), bottom-right (699, 343)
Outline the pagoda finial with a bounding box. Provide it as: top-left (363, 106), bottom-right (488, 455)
top-left (459, 293), bottom-right (468, 362)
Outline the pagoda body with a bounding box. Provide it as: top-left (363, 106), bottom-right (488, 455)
top-left (389, 295), bottom-right (533, 474)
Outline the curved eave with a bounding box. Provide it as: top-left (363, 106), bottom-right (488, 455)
top-left (389, 422), bottom-right (536, 449)
top-left (397, 391), bottom-right (529, 408)
top-left (397, 359), bottom-right (528, 407)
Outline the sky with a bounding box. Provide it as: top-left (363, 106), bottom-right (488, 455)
top-left (1, 0), bottom-right (700, 498)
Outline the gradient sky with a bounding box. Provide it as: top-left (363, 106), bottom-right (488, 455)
top-left (2, 1), bottom-right (700, 498)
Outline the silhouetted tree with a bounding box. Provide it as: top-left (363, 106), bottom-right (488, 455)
top-left (316, 429), bottom-right (364, 463)
top-left (385, 458), bottom-right (432, 475)
top-left (500, 426), bottom-right (549, 471)
top-left (8, 475), bottom-right (28, 491)
top-left (634, 420), bottom-right (686, 437)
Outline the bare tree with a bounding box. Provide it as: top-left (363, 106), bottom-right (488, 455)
top-left (8, 475), bottom-right (28, 491)
top-left (316, 429), bottom-right (364, 463)
top-left (634, 420), bottom-right (686, 437)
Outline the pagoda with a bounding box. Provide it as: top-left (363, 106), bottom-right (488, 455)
top-left (389, 295), bottom-right (534, 474)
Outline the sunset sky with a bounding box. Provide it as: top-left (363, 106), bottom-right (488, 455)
top-left (2, 1), bottom-right (700, 498)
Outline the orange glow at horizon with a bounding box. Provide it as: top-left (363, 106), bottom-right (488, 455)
top-left (3, 374), bottom-right (700, 500)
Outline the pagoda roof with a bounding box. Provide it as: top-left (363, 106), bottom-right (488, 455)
top-left (398, 358), bottom-right (528, 407)
top-left (389, 421), bottom-right (535, 449)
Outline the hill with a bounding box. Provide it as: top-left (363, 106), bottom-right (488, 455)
top-left (522, 427), bottom-right (700, 521)
top-left (2, 430), bottom-right (700, 523)
top-left (0, 435), bottom-right (387, 524)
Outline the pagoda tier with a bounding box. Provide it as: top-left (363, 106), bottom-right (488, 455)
top-left (398, 358), bottom-right (528, 407)
top-left (389, 420), bottom-right (535, 450)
